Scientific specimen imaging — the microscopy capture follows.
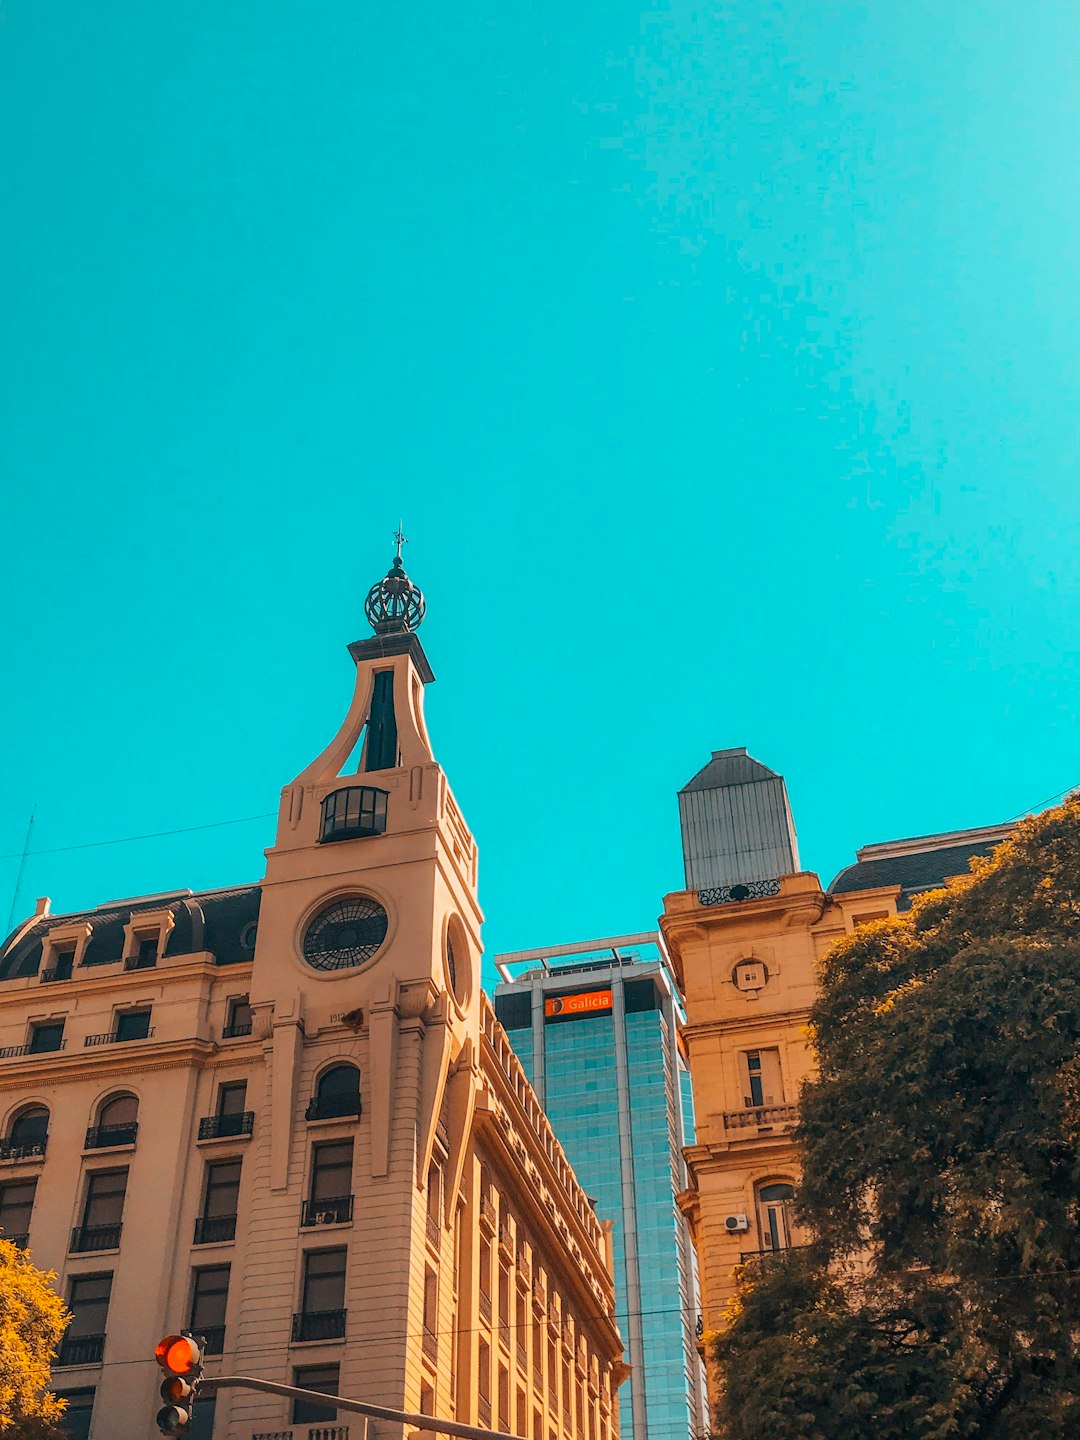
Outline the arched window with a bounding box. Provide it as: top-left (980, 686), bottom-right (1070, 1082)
top-left (87, 1093), bottom-right (139, 1150)
top-left (7, 1105), bottom-right (49, 1158)
top-left (306, 1064), bottom-right (361, 1122)
top-left (757, 1181), bottom-right (796, 1252)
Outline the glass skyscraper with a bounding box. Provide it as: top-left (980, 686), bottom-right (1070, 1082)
top-left (493, 935), bottom-right (706, 1440)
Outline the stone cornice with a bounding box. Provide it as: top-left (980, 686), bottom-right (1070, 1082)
top-left (0, 1036), bottom-right (218, 1091)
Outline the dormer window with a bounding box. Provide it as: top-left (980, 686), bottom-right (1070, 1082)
top-left (125, 935), bottom-right (158, 971)
top-left (319, 787), bottom-right (388, 844)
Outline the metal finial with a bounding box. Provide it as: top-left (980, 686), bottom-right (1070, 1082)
top-left (364, 531), bottom-right (426, 636)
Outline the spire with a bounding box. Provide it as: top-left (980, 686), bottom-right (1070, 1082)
top-left (363, 527), bottom-right (426, 636)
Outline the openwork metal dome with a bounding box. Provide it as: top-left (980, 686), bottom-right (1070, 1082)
top-left (363, 542), bottom-right (426, 635)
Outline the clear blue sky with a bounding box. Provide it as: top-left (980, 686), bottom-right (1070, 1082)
top-left (2, 2), bottom-right (1077, 985)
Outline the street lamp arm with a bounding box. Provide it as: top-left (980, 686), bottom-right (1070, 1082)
top-left (200, 1373), bottom-right (526, 1440)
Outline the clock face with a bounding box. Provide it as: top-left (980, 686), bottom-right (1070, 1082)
top-left (302, 897), bottom-right (389, 972)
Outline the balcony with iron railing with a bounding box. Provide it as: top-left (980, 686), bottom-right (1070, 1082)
top-left (194, 1214), bottom-right (237, 1245)
top-left (304, 1094), bottom-right (361, 1123)
top-left (123, 954), bottom-right (157, 971)
top-left (57, 1334), bottom-right (105, 1367)
top-left (479, 1289), bottom-right (492, 1322)
top-left (85, 1028), bottom-right (154, 1047)
top-left (40, 963), bottom-right (73, 984)
top-left (0, 1137), bottom-right (47, 1163)
top-left (738, 1244), bottom-right (809, 1272)
top-left (84, 1122), bottom-right (138, 1150)
top-left (198, 1112), bottom-right (254, 1141)
top-left (70, 1224), bottom-right (122, 1253)
top-left (222, 1021), bottom-right (254, 1038)
top-left (425, 1210), bottom-right (440, 1249)
top-left (422, 1325), bottom-right (438, 1363)
top-left (723, 1104), bottom-right (799, 1132)
top-left (5, 1232), bottom-right (29, 1249)
top-left (301, 1196), bottom-right (354, 1228)
top-left (291, 1309), bottom-right (346, 1343)
top-left (478, 1398), bottom-right (492, 1427)
top-left (0, 1041), bottom-right (66, 1058)
top-left (200, 1325), bottom-right (226, 1355)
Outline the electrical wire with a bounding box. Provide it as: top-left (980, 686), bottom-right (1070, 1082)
top-left (0, 812), bottom-right (277, 863)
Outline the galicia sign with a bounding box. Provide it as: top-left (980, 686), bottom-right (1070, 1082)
top-left (544, 989), bottom-right (613, 1018)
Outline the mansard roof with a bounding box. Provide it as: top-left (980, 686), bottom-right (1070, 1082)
top-left (827, 823), bottom-right (1014, 910)
top-left (0, 882), bottom-right (261, 981)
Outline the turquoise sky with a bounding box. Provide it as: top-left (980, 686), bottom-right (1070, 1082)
top-left (2, 2), bottom-right (1077, 979)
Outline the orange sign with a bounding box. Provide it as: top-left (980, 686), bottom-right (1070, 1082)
top-left (545, 989), bottom-right (613, 1018)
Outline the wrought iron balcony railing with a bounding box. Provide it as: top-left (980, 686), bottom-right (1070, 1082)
top-left (222, 1021), bottom-right (253, 1038)
top-left (198, 1111), bottom-right (254, 1141)
top-left (253, 1430), bottom-right (350, 1440)
top-left (123, 953), bottom-right (157, 970)
top-left (70, 1224), bottom-right (122, 1253)
top-left (84, 1122), bottom-right (138, 1149)
top-left (422, 1325), bottom-right (438, 1362)
top-left (5, 1232), bottom-right (29, 1249)
top-left (194, 1214), bottom-right (237, 1244)
top-left (84, 1028), bottom-right (154, 1047)
top-left (40, 964), bottom-right (73, 983)
top-left (738, 1244), bottom-right (809, 1272)
top-left (723, 1104), bottom-right (799, 1130)
top-left (425, 1211), bottom-right (440, 1248)
top-left (0, 1041), bottom-right (67, 1058)
top-left (291, 1308), bottom-right (346, 1343)
top-left (58, 1334), bottom-right (105, 1367)
top-left (199, 1325), bottom-right (226, 1355)
top-left (301, 1196), bottom-right (354, 1227)
top-left (0, 1137), bottom-right (47, 1162)
top-left (304, 1094), bottom-right (361, 1122)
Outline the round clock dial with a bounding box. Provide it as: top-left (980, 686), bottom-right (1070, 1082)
top-left (303, 897), bottom-right (388, 971)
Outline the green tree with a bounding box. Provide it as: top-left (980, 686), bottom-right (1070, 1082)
top-left (713, 795), bottom-right (1080, 1439)
top-left (0, 1237), bottom-right (69, 1438)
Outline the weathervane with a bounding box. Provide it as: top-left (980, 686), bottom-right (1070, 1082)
top-left (393, 522), bottom-right (407, 561)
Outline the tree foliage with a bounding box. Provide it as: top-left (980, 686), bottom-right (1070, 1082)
top-left (0, 1238), bottom-right (69, 1437)
top-left (713, 795), bottom-right (1080, 1438)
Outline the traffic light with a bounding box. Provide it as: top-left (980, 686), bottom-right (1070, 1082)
top-left (154, 1332), bottom-right (204, 1436)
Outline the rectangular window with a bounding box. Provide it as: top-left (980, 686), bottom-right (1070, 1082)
top-left (742, 1048), bottom-right (783, 1107)
top-left (0, 1178), bottom-right (36, 1244)
top-left (217, 1082), bottom-right (248, 1117)
top-left (301, 1247), bottom-right (346, 1313)
top-left (82, 1169), bottom-right (128, 1229)
top-left (29, 1022), bottom-right (65, 1054)
top-left (478, 1337), bottom-right (491, 1422)
top-left (311, 1140), bottom-right (353, 1201)
top-left (498, 1364), bottom-right (510, 1431)
top-left (226, 996), bottom-right (253, 1034)
top-left (203, 1160), bottom-right (242, 1218)
top-left (54, 1388), bottom-right (95, 1440)
top-left (64, 1272), bottom-right (111, 1363)
top-left (115, 1010), bottom-right (151, 1042)
top-left (187, 1393), bottom-right (216, 1440)
top-left (423, 1267), bottom-right (438, 1336)
top-left (292, 1364), bottom-right (339, 1424)
top-left (136, 935), bottom-right (158, 967)
top-left (516, 1392), bottom-right (528, 1440)
top-left (479, 1236), bottom-right (492, 1318)
top-left (189, 1265), bottom-right (230, 1351)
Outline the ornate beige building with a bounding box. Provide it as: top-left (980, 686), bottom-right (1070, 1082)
top-left (659, 749), bottom-right (1012, 1346)
top-left (0, 549), bottom-right (626, 1440)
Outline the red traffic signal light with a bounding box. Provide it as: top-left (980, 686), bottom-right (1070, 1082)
top-left (155, 1334), bottom-right (204, 1374)
top-left (154, 1333), bottom-right (205, 1436)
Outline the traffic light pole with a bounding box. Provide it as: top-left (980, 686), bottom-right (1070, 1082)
top-left (200, 1374), bottom-right (524, 1440)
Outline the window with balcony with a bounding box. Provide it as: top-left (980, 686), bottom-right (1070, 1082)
top-left (757, 1181), bottom-right (796, 1253)
top-left (71, 1168), bottom-right (127, 1252)
top-left (292, 1364), bottom-right (339, 1423)
top-left (742, 1049), bottom-right (783, 1108)
top-left (85, 1093), bottom-right (138, 1150)
top-left (426, 1163), bottom-right (442, 1249)
top-left (125, 935), bottom-right (159, 971)
top-left (42, 947), bottom-right (75, 983)
top-left (422, 1266), bottom-right (438, 1364)
top-left (53, 1387), bottom-right (95, 1440)
top-left (59, 1273), bottom-right (111, 1366)
top-left (0, 1177), bottom-right (35, 1248)
top-left (29, 1022), bottom-right (65, 1054)
top-left (306, 1064), bottom-right (361, 1122)
top-left (223, 996), bottom-right (253, 1039)
top-left (198, 1082), bottom-right (253, 1142)
top-left (478, 1337), bottom-right (491, 1426)
top-left (189, 1264), bottom-right (230, 1354)
top-left (302, 1139), bottom-right (354, 1227)
top-left (293, 1247), bottom-right (347, 1341)
top-left (195, 1159), bottom-right (241, 1244)
top-left (3, 1106), bottom-right (48, 1161)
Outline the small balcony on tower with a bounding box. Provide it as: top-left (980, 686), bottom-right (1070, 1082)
top-left (319, 787), bottom-right (388, 845)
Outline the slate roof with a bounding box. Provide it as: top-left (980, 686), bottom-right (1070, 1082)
top-left (828, 830), bottom-right (1012, 910)
top-left (0, 884), bottom-right (261, 982)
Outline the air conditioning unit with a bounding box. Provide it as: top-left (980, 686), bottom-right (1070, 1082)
top-left (725, 1213), bottom-right (749, 1233)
